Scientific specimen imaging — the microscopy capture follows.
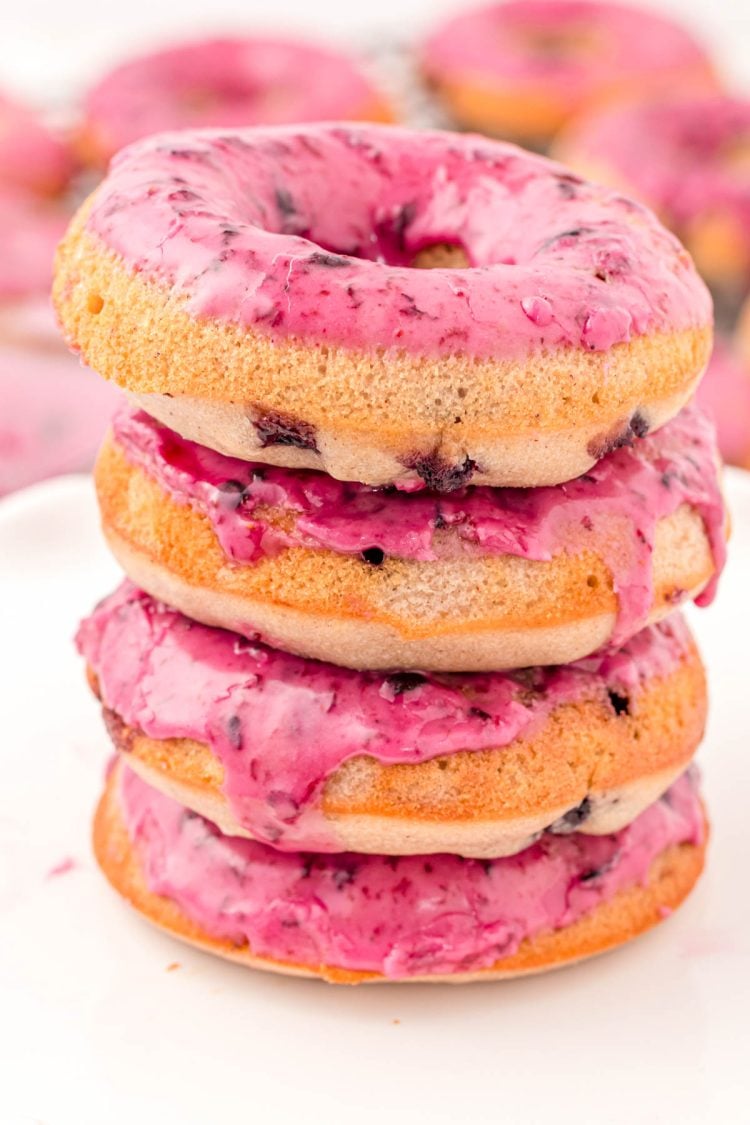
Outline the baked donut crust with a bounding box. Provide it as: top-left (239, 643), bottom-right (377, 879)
top-left (91, 627), bottom-right (706, 856)
top-left (93, 765), bottom-right (707, 984)
top-left (54, 124), bottom-right (712, 490)
top-left (95, 433), bottom-right (719, 671)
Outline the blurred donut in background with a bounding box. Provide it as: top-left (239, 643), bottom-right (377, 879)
top-left (78, 35), bottom-right (394, 168)
top-left (420, 0), bottom-right (717, 148)
top-left (0, 92), bottom-right (74, 198)
top-left (696, 336), bottom-right (750, 470)
top-left (0, 347), bottom-right (120, 497)
top-left (557, 95), bottom-right (750, 304)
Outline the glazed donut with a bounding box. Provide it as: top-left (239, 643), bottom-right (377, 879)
top-left (78, 36), bottom-right (392, 168)
top-left (696, 337), bottom-right (750, 470)
top-left (557, 94), bottom-right (750, 297)
top-left (78, 583), bottom-right (706, 858)
top-left (94, 761), bottom-right (707, 983)
top-left (0, 193), bottom-right (72, 349)
top-left (420, 1), bottom-right (717, 147)
top-left (0, 92), bottom-right (73, 197)
top-left (53, 124), bottom-right (713, 490)
top-left (94, 404), bottom-right (726, 672)
top-left (0, 347), bottom-right (119, 496)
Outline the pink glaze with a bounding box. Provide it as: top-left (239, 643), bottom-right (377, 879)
top-left (112, 403), bottom-right (726, 645)
top-left (422, 2), bottom-right (714, 110)
top-left (118, 764), bottom-right (704, 978)
top-left (0, 347), bottom-right (121, 496)
top-left (697, 337), bottom-right (750, 468)
top-left (563, 95), bottom-right (750, 253)
top-left (0, 193), bottom-right (69, 300)
top-left (83, 37), bottom-right (388, 163)
top-left (0, 93), bottom-right (73, 197)
top-left (84, 124), bottom-right (711, 358)
top-left (79, 582), bottom-right (695, 851)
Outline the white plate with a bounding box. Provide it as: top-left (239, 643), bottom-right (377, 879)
top-left (1, 472), bottom-right (749, 1125)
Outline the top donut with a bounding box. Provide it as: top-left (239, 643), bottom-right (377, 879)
top-left (54, 124), bottom-right (712, 490)
top-left (421, 0), bottom-right (718, 147)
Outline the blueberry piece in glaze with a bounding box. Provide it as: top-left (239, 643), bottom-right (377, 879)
top-left (253, 409), bottom-right (318, 452)
top-left (385, 672), bottom-right (428, 696)
top-left (216, 479), bottom-right (246, 509)
top-left (307, 251), bottom-right (350, 268)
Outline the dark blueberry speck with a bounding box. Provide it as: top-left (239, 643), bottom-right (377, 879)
top-left (361, 547), bottom-right (385, 566)
top-left (216, 479), bottom-right (246, 509)
top-left (550, 797), bottom-right (592, 834)
top-left (308, 251), bottom-right (350, 268)
top-left (608, 690), bottom-right (631, 717)
top-left (386, 672), bottom-right (428, 695)
top-left (469, 706), bottom-right (491, 721)
top-left (225, 714), bottom-right (243, 750)
top-left (275, 188), bottom-right (296, 217)
top-left (580, 867), bottom-right (603, 883)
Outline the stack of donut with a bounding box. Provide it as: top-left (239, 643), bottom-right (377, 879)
top-left (55, 123), bottom-right (727, 983)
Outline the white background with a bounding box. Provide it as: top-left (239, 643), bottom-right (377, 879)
top-left (1, 0), bottom-right (750, 105)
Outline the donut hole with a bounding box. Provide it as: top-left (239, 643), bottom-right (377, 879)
top-left (412, 243), bottom-right (470, 269)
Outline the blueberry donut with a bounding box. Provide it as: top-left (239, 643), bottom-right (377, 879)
top-left (94, 405), bottom-right (726, 672)
top-left (78, 36), bottom-right (392, 168)
top-left (420, 1), bottom-right (717, 148)
top-left (0, 92), bottom-right (73, 197)
top-left (54, 124), bottom-right (712, 490)
top-left (94, 760), bottom-right (707, 983)
top-left (79, 584), bottom-right (706, 858)
top-left (0, 193), bottom-right (70, 348)
top-left (0, 346), bottom-right (119, 496)
top-left (557, 95), bottom-right (750, 297)
top-left (696, 337), bottom-right (750, 470)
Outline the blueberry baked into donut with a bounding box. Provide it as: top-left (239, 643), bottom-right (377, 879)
top-left (58, 122), bottom-right (724, 983)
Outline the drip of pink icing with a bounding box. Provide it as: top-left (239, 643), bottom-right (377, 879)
top-left (112, 404), bottom-right (726, 646)
top-left (78, 583), bottom-right (694, 851)
top-left (118, 764), bottom-right (704, 979)
top-left (564, 94), bottom-right (750, 237)
top-left (83, 38), bottom-right (387, 161)
top-left (697, 337), bottom-right (750, 467)
top-left (421, 1), bottom-right (714, 101)
top-left (84, 124), bottom-right (710, 358)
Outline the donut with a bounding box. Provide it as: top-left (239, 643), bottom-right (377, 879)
top-left (94, 760), bottom-right (707, 983)
top-left (78, 36), bottom-right (393, 168)
top-left (557, 94), bottom-right (750, 297)
top-left (0, 346), bottom-right (120, 496)
top-left (696, 337), bottom-right (750, 470)
top-left (420, 1), bottom-right (717, 147)
top-left (93, 404), bottom-right (726, 672)
top-left (53, 124), bottom-right (713, 491)
top-left (78, 582), bottom-right (706, 857)
top-left (0, 92), bottom-right (73, 197)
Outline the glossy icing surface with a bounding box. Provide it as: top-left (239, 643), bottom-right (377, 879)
top-left (79, 583), bottom-right (695, 851)
top-left (84, 123), bottom-right (711, 358)
top-left (119, 763), bottom-right (704, 978)
top-left (422, 1), bottom-right (713, 100)
top-left (112, 404), bottom-right (726, 645)
top-left (83, 37), bottom-right (388, 161)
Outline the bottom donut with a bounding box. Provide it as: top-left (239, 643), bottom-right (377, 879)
top-left (94, 761), bottom-right (707, 985)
